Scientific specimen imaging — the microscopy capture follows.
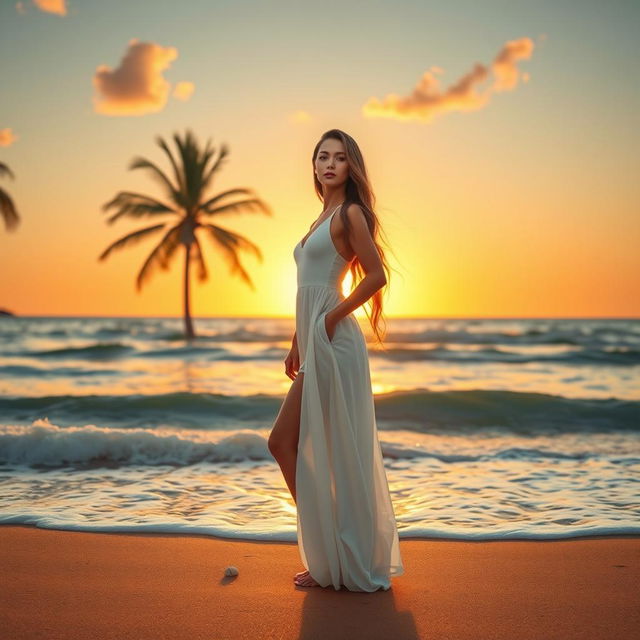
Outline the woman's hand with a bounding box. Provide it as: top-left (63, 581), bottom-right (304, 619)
top-left (324, 313), bottom-right (337, 342)
top-left (285, 344), bottom-right (300, 380)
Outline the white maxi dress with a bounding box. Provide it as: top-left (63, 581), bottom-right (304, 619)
top-left (293, 205), bottom-right (404, 591)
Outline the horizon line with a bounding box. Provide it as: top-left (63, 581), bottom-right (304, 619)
top-left (1, 314), bottom-right (638, 321)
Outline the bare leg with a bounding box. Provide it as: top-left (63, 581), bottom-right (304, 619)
top-left (268, 372), bottom-right (304, 503)
top-left (268, 373), bottom-right (314, 582)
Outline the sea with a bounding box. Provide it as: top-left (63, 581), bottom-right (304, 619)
top-left (0, 316), bottom-right (638, 541)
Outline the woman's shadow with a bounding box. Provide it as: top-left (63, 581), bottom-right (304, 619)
top-left (296, 584), bottom-right (418, 640)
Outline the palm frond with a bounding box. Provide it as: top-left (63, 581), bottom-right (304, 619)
top-left (201, 223), bottom-right (264, 290)
top-left (201, 197), bottom-right (273, 219)
top-left (128, 157), bottom-right (183, 207)
top-left (199, 188), bottom-right (253, 211)
top-left (0, 189), bottom-right (20, 231)
top-left (201, 142), bottom-right (230, 192)
top-left (98, 223), bottom-right (167, 261)
top-left (102, 191), bottom-right (176, 225)
top-left (190, 236), bottom-right (208, 282)
top-left (0, 163), bottom-right (15, 180)
top-left (172, 129), bottom-right (207, 210)
top-left (135, 225), bottom-right (183, 291)
top-left (155, 136), bottom-right (185, 197)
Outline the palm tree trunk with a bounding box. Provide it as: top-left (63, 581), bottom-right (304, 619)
top-left (183, 243), bottom-right (195, 339)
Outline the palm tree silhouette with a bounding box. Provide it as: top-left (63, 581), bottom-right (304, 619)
top-left (0, 162), bottom-right (20, 232)
top-left (99, 130), bottom-right (272, 339)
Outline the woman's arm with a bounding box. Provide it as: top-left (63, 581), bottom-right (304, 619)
top-left (327, 204), bottom-right (386, 324)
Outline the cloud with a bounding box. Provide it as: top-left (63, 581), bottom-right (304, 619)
top-left (172, 81), bottom-right (195, 101)
top-left (93, 40), bottom-right (179, 116)
top-left (363, 37), bottom-right (535, 123)
top-left (491, 38), bottom-right (535, 91)
top-left (0, 129), bottom-right (18, 147)
top-left (33, 0), bottom-right (67, 15)
top-left (15, 0), bottom-right (67, 15)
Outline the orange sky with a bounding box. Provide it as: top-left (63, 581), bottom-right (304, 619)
top-left (1, 0), bottom-right (638, 318)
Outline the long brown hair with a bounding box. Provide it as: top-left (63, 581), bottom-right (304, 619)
top-left (312, 129), bottom-right (394, 348)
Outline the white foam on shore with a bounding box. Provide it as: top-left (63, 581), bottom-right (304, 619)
top-left (1, 420), bottom-right (638, 542)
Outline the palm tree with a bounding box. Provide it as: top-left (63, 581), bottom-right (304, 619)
top-left (99, 130), bottom-right (272, 339)
top-left (0, 162), bottom-right (20, 232)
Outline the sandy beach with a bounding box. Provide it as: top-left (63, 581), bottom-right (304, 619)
top-left (0, 525), bottom-right (637, 640)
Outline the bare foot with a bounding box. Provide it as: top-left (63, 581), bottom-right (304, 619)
top-left (294, 569), bottom-right (309, 580)
top-left (294, 572), bottom-right (320, 587)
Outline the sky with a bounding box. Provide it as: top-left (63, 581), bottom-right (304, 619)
top-left (0, 0), bottom-right (638, 319)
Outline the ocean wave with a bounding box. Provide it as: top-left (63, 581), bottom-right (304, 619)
top-left (6, 341), bottom-right (639, 365)
top-left (0, 364), bottom-right (126, 378)
top-left (0, 389), bottom-right (637, 433)
top-left (27, 343), bottom-right (134, 359)
top-left (368, 345), bottom-right (640, 365)
top-left (373, 388), bottom-right (640, 432)
top-left (2, 421), bottom-right (637, 469)
top-left (0, 422), bottom-right (270, 468)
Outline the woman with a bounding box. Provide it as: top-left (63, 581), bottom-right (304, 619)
top-left (268, 129), bottom-right (404, 591)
